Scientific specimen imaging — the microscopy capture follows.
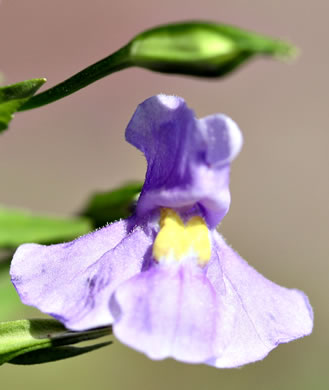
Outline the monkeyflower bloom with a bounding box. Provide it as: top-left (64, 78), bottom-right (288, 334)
top-left (10, 95), bottom-right (313, 367)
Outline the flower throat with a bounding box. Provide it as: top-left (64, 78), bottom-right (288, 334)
top-left (152, 208), bottom-right (211, 265)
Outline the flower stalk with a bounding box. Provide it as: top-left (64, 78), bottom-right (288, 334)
top-left (19, 21), bottom-right (295, 111)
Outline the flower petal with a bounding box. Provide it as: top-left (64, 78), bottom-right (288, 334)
top-left (10, 220), bottom-right (152, 330)
top-left (110, 263), bottom-right (234, 363)
top-left (125, 95), bottom-right (242, 227)
top-left (206, 233), bottom-right (313, 368)
top-left (198, 114), bottom-right (242, 167)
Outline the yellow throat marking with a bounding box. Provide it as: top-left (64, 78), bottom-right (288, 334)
top-left (153, 208), bottom-right (211, 266)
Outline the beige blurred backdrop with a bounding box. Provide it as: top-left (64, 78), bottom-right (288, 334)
top-left (1, 0), bottom-right (328, 389)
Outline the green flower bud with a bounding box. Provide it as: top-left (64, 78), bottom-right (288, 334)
top-left (129, 21), bottom-right (296, 77)
top-left (17, 21), bottom-right (296, 114)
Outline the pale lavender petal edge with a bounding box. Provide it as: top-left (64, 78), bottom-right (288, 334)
top-left (10, 220), bottom-right (153, 331)
top-left (206, 233), bottom-right (313, 368)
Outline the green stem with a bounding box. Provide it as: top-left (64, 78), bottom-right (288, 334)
top-left (19, 44), bottom-right (133, 111)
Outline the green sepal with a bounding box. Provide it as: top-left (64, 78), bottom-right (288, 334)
top-left (0, 319), bottom-right (112, 365)
top-left (0, 78), bottom-right (46, 132)
top-left (130, 21), bottom-right (296, 77)
top-left (81, 182), bottom-right (142, 228)
top-left (0, 206), bottom-right (92, 249)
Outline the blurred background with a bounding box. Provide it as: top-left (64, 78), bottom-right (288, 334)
top-left (0, 0), bottom-right (328, 388)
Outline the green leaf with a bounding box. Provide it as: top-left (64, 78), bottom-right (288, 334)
top-left (0, 319), bottom-right (112, 365)
top-left (130, 21), bottom-right (297, 77)
top-left (0, 206), bottom-right (92, 249)
top-left (0, 78), bottom-right (46, 132)
top-left (0, 319), bottom-right (64, 365)
top-left (9, 342), bottom-right (112, 365)
top-left (81, 182), bottom-right (142, 228)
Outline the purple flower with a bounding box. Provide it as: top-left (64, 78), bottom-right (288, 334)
top-left (10, 95), bottom-right (313, 367)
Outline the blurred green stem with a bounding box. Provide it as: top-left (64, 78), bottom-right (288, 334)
top-left (19, 44), bottom-right (132, 111)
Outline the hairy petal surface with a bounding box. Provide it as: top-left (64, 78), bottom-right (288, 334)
top-left (10, 220), bottom-right (152, 330)
top-left (126, 95), bottom-right (242, 227)
top-left (206, 233), bottom-right (313, 368)
top-left (110, 262), bottom-right (234, 363)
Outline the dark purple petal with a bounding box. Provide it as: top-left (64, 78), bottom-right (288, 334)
top-left (10, 220), bottom-right (152, 330)
top-left (206, 233), bottom-right (313, 368)
top-left (125, 95), bottom-right (242, 227)
top-left (110, 262), bottom-right (235, 363)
